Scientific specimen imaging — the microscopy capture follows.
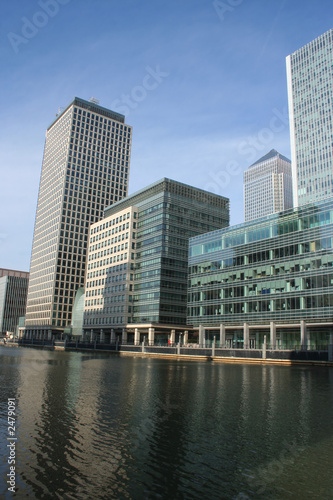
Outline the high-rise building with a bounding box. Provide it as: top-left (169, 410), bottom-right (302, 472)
top-left (286, 28), bottom-right (333, 207)
top-left (244, 149), bottom-right (293, 221)
top-left (0, 269), bottom-right (29, 335)
top-left (83, 178), bottom-right (229, 343)
top-left (25, 97), bottom-right (132, 338)
top-left (188, 198), bottom-right (333, 349)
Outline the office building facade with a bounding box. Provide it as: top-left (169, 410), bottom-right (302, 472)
top-left (188, 199), bottom-right (333, 348)
top-left (25, 97), bottom-right (132, 338)
top-left (84, 205), bottom-right (137, 338)
top-left (244, 149), bottom-right (293, 221)
top-left (83, 178), bottom-right (229, 342)
top-left (286, 28), bottom-right (333, 207)
top-left (0, 269), bottom-right (29, 335)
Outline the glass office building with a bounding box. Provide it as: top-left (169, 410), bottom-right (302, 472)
top-left (287, 29), bottom-right (333, 207)
top-left (83, 178), bottom-right (229, 340)
top-left (188, 198), bottom-right (333, 347)
top-left (25, 97), bottom-right (132, 338)
top-left (244, 149), bottom-right (293, 222)
top-left (0, 269), bottom-right (29, 335)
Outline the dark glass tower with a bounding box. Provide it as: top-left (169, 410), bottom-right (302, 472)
top-left (84, 178), bottom-right (229, 335)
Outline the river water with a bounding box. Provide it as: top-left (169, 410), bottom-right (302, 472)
top-left (0, 346), bottom-right (332, 499)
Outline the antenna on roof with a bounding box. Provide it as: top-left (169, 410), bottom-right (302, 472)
top-left (89, 97), bottom-right (100, 105)
top-left (56, 107), bottom-right (64, 117)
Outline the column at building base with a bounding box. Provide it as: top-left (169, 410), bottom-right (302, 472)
top-left (243, 322), bottom-right (249, 349)
top-left (301, 320), bottom-right (307, 349)
top-left (262, 335), bottom-right (267, 359)
top-left (134, 328), bottom-right (140, 346)
top-left (329, 334), bottom-right (333, 362)
top-left (270, 321), bottom-right (276, 350)
top-left (148, 327), bottom-right (155, 346)
top-left (220, 324), bottom-right (225, 348)
top-left (100, 329), bottom-right (104, 343)
top-left (110, 329), bottom-right (116, 344)
top-left (198, 325), bottom-right (204, 347)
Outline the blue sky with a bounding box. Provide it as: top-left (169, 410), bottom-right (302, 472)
top-left (1, 0), bottom-right (332, 271)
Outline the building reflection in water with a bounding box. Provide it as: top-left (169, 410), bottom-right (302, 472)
top-left (1, 348), bottom-right (332, 499)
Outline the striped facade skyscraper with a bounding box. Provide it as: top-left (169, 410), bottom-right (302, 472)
top-left (25, 97), bottom-right (132, 337)
top-left (286, 28), bottom-right (333, 207)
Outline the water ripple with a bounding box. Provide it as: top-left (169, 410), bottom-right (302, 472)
top-left (1, 349), bottom-right (333, 499)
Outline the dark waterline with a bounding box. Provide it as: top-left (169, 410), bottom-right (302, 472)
top-left (1, 346), bottom-right (333, 499)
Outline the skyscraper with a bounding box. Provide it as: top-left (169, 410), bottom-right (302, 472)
top-left (244, 149), bottom-right (293, 222)
top-left (286, 28), bottom-right (333, 207)
top-left (83, 178), bottom-right (229, 343)
top-left (0, 269), bottom-right (29, 335)
top-left (25, 97), bottom-right (132, 338)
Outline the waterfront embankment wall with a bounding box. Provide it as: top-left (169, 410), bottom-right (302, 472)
top-left (3, 340), bottom-right (333, 366)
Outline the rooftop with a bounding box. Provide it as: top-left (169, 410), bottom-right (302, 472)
top-left (47, 97), bottom-right (125, 130)
top-left (0, 269), bottom-right (29, 279)
top-left (249, 149), bottom-right (291, 168)
top-left (104, 178), bottom-right (230, 217)
top-left (288, 27), bottom-right (333, 57)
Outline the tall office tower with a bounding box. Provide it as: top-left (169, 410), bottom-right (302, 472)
top-left (83, 178), bottom-right (229, 343)
top-left (0, 269), bottom-right (29, 335)
top-left (286, 28), bottom-right (333, 207)
top-left (25, 97), bottom-right (132, 338)
top-left (244, 149), bottom-right (293, 222)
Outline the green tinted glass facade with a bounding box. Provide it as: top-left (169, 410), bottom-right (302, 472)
top-left (188, 199), bottom-right (333, 326)
top-left (104, 178), bottom-right (229, 325)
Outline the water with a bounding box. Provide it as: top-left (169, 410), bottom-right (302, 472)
top-left (1, 346), bottom-right (333, 499)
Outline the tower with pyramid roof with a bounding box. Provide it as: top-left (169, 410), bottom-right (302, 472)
top-left (244, 149), bottom-right (293, 222)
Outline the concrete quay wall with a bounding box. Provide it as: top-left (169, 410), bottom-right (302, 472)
top-left (6, 340), bottom-right (333, 366)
